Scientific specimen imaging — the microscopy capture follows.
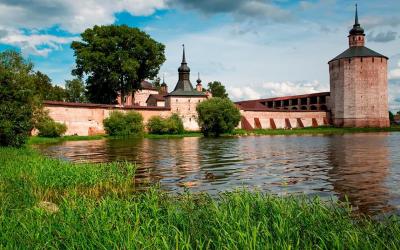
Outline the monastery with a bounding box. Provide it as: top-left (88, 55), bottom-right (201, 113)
top-left (44, 6), bottom-right (389, 136)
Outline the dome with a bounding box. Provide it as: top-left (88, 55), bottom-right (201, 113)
top-left (178, 64), bottom-right (190, 72)
top-left (349, 24), bottom-right (364, 36)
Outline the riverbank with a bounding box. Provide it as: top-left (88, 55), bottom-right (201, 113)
top-left (1, 147), bottom-right (399, 249)
top-left (28, 126), bottom-right (400, 144)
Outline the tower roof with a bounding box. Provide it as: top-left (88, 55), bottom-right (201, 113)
top-left (196, 72), bottom-right (202, 85)
top-left (328, 46), bottom-right (388, 63)
top-left (167, 45), bottom-right (206, 97)
top-left (349, 4), bottom-right (365, 36)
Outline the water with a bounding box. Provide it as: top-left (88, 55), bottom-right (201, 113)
top-left (35, 132), bottom-right (400, 215)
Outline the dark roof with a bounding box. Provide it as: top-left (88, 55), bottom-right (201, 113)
top-left (141, 80), bottom-right (157, 90)
top-left (43, 101), bottom-right (170, 110)
top-left (146, 94), bottom-right (166, 102)
top-left (329, 46), bottom-right (387, 63)
top-left (235, 92), bottom-right (330, 103)
top-left (166, 89), bottom-right (206, 97)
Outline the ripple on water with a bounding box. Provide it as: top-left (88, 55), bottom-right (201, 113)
top-left (35, 133), bottom-right (400, 215)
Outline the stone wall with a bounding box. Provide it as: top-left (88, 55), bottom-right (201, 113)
top-left (239, 110), bottom-right (329, 129)
top-left (44, 101), bottom-right (171, 136)
top-left (165, 96), bottom-right (207, 131)
top-left (329, 57), bottom-right (389, 127)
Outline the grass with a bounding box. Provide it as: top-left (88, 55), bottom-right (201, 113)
top-left (231, 125), bottom-right (400, 136)
top-left (28, 126), bottom-right (400, 145)
top-left (1, 147), bottom-right (400, 249)
top-left (28, 135), bottom-right (107, 145)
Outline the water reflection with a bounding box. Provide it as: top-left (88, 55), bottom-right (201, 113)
top-left (35, 133), bottom-right (400, 215)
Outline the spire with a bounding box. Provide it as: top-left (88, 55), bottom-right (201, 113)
top-left (355, 4), bottom-right (359, 25)
top-left (161, 73), bottom-right (166, 86)
top-left (196, 72), bottom-right (202, 84)
top-left (182, 44), bottom-right (187, 64)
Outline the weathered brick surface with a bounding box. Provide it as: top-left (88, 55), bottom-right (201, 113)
top-left (166, 96), bottom-right (207, 130)
top-left (329, 57), bottom-right (389, 127)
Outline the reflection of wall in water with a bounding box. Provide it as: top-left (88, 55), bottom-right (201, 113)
top-left (327, 133), bottom-right (391, 214)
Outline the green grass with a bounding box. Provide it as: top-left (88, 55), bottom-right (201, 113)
top-left (28, 126), bottom-right (400, 145)
top-left (231, 126), bottom-right (400, 136)
top-left (28, 135), bottom-right (107, 145)
top-left (1, 147), bottom-right (400, 249)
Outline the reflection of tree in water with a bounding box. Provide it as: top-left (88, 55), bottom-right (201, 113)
top-left (327, 133), bottom-right (392, 215)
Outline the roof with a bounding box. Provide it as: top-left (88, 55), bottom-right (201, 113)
top-left (329, 46), bottom-right (387, 63)
top-left (235, 92), bottom-right (330, 104)
top-left (43, 101), bottom-right (170, 110)
top-left (146, 94), bottom-right (166, 102)
top-left (166, 89), bottom-right (206, 97)
top-left (140, 80), bottom-right (157, 90)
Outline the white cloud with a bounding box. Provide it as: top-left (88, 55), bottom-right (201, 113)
top-left (230, 86), bottom-right (261, 100)
top-left (0, 0), bottom-right (166, 33)
top-left (389, 60), bottom-right (400, 80)
top-left (0, 27), bottom-right (77, 56)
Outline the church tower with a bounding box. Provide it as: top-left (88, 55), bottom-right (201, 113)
top-left (328, 5), bottom-right (389, 127)
top-left (165, 45), bottom-right (208, 130)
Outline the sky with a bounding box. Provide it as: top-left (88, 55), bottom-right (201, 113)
top-left (0, 0), bottom-right (399, 111)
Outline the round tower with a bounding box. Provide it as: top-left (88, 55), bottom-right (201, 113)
top-left (328, 5), bottom-right (389, 127)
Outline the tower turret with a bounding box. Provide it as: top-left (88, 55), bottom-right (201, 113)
top-left (160, 74), bottom-right (168, 94)
top-left (348, 4), bottom-right (365, 47)
top-left (196, 72), bottom-right (203, 92)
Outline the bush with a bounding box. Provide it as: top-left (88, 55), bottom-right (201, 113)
top-left (147, 114), bottom-right (184, 134)
top-left (0, 50), bottom-right (41, 147)
top-left (36, 116), bottom-right (67, 137)
top-left (103, 111), bottom-right (144, 136)
top-left (196, 97), bottom-right (241, 137)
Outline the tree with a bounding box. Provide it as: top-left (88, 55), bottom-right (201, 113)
top-left (71, 25), bottom-right (166, 104)
top-left (196, 97), bottom-right (241, 137)
top-left (33, 71), bottom-right (66, 101)
top-left (0, 50), bottom-right (41, 147)
top-left (65, 78), bottom-right (86, 102)
top-left (389, 111), bottom-right (395, 123)
top-left (207, 81), bottom-right (228, 98)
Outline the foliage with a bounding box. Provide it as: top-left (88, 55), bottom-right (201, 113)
top-left (389, 111), bottom-right (395, 122)
top-left (1, 147), bottom-right (400, 249)
top-left (103, 111), bottom-right (144, 136)
top-left (0, 50), bottom-right (41, 147)
top-left (65, 78), bottom-right (86, 103)
top-left (71, 25), bottom-right (166, 104)
top-left (146, 114), bottom-right (184, 134)
top-left (35, 114), bottom-right (67, 137)
top-left (33, 71), bottom-right (66, 101)
top-left (207, 81), bottom-right (228, 98)
top-left (196, 97), bottom-right (241, 136)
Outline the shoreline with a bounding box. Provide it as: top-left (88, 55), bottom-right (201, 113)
top-left (28, 126), bottom-right (400, 144)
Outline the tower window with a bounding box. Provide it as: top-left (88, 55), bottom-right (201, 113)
top-left (372, 58), bottom-right (375, 63)
top-left (176, 99), bottom-right (178, 102)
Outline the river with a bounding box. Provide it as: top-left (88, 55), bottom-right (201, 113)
top-left (36, 132), bottom-right (400, 215)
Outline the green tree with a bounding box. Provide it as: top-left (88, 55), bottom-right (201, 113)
top-left (71, 25), bottom-right (166, 104)
top-left (33, 71), bottom-right (66, 101)
top-left (0, 50), bottom-right (41, 147)
top-left (103, 111), bottom-right (144, 136)
top-left (389, 111), bottom-right (395, 123)
top-left (65, 78), bottom-right (86, 102)
top-left (207, 81), bottom-right (228, 98)
top-left (196, 97), bottom-right (241, 137)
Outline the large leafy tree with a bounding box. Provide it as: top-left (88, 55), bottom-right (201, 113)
top-left (0, 50), bottom-right (41, 147)
top-left (196, 97), bottom-right (241, 137)
top-left (71, 25), bottom-right (166, 104)
top-left (33, 71), bottom-right (66, 101)
top-left (207, 81), bottom-right (228, 98)
top-left (65, 78), bottom-right (86, 103)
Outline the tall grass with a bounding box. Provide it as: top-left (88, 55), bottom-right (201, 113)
top-left (1, 147), bottom-right (399, 249)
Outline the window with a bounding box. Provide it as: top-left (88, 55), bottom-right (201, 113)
top-left (176, 99), bottom-right (178, 102)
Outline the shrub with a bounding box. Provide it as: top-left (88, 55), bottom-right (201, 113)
top-left (196, 97), bottom-right (241, 137)
top-left (147, 114), bottom-right (184, 134)
top-left (36, 116), bottom-right (67, 137)
top-left (103, 111), bottom-right (144, 136)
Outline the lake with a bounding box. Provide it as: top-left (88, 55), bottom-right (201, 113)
top-left (36, 132), bottom-right (400, 215)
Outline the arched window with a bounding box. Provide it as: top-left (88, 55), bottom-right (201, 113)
top-left (310, 105), bottom-right (317, 110)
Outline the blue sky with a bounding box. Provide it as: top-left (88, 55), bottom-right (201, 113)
top-left (0, 0), bottom-right (399, 110)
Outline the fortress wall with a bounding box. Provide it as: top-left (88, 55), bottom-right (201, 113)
top-left (44, 102), bottom-right (171, 136)
top-left (240, 110), bottom-right (329, 129)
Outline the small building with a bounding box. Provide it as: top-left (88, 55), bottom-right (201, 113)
top-left (117, 80), bottom-right (159, 106)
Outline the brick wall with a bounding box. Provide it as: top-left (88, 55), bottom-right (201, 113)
top-left (329, 57), bottom-right (389, 127)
